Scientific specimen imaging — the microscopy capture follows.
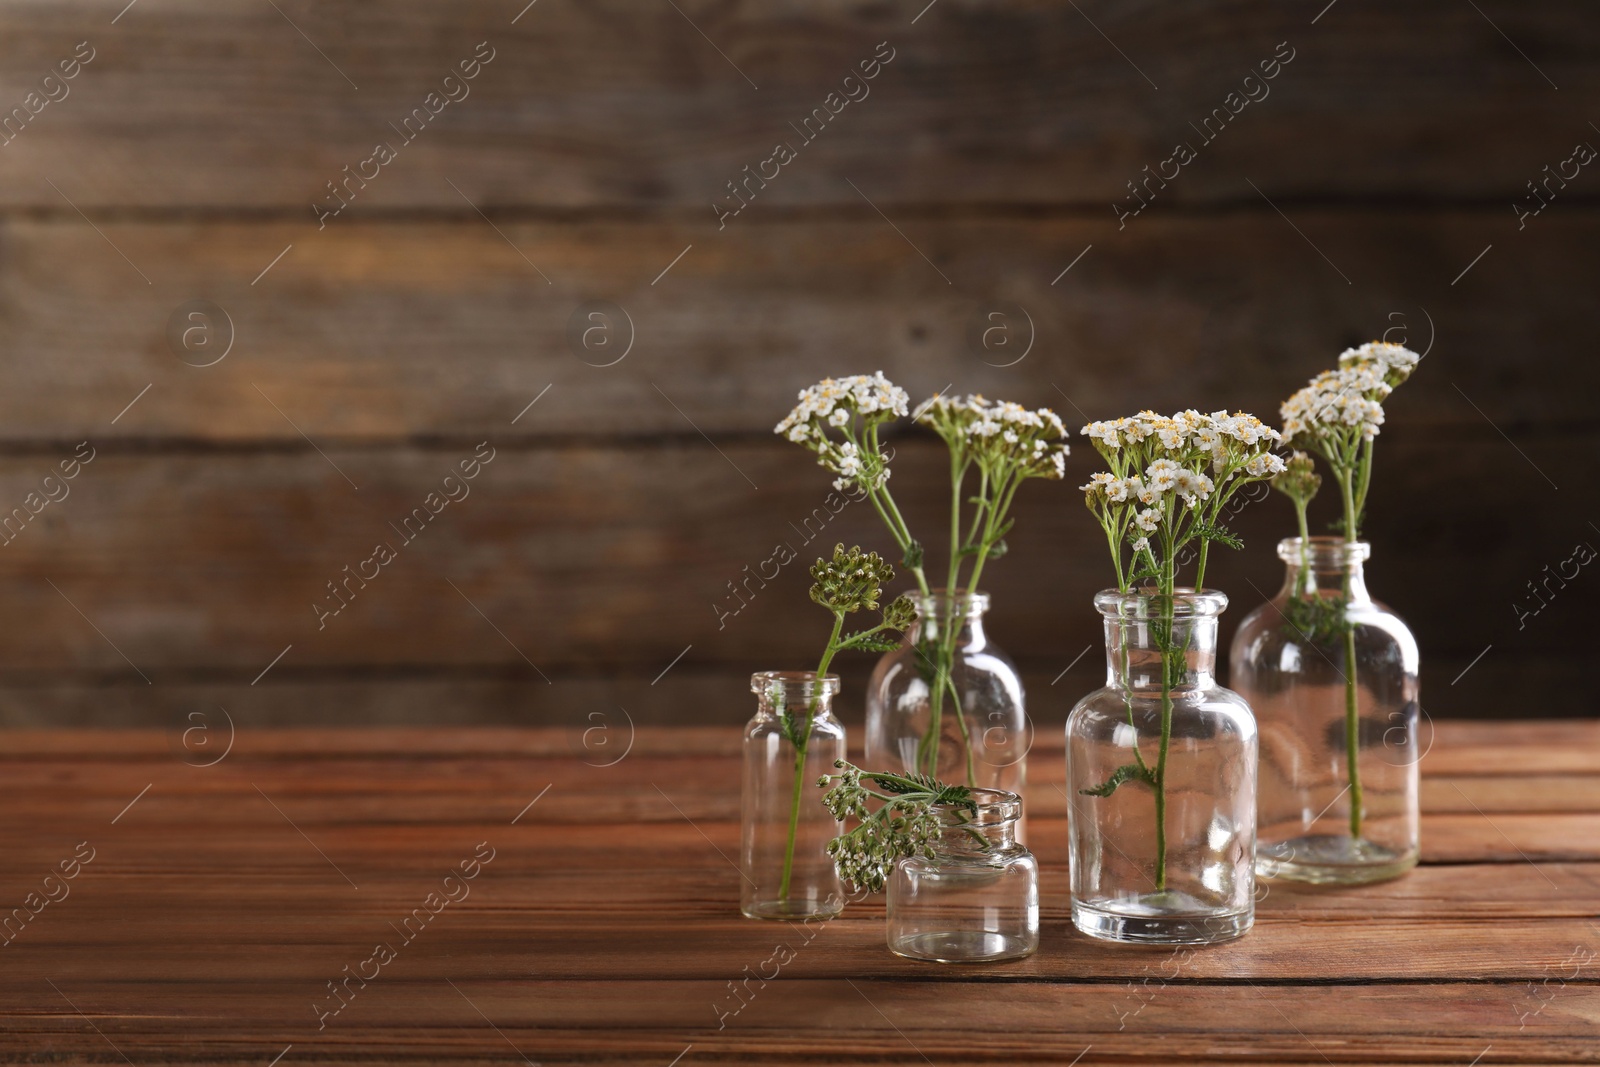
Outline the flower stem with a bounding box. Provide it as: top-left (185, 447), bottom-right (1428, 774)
top-left (1153, 578), bottom-right (1175, 892)
top-left (778, 613), bottom-right (843, 900)
top-left (1344, 623), bottom-right (1362, 839)
top-left (1337, 468), bottom-right (1364, 840)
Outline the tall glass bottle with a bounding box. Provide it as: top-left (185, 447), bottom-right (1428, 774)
top-left (1067, 590), bottom-right (1257, 945)
top-left (865, 591), bottom-right (1027, 793)
top-left (1230, 537), bottom-right (1420, 884)
top-left (740, 671), bottom-right (847, 920)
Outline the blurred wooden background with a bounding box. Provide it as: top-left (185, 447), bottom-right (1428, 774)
top-left (0, 0), bottom-right (1592, 731)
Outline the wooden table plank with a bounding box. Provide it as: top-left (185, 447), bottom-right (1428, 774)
top-left (0, 722), bottom-right (1593, 760)
top-left (1, 982), bottom-right (1596, 1064)
top-left (0, 725), bottom-right (1594, 1062)
top-left (13, 911), bottom-right (1598, 984)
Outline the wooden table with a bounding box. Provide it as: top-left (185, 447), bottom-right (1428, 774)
top-left (1, 721), bottom-right (1596, 1064)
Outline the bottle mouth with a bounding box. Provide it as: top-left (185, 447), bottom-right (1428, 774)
top-left (1277, 536), bottom-right (1371, 568)
top-left (915, 588), bottom-right (990, 618)
top-left (750, 670), bottom-right (841, 699)
top-left (1094, 587), bottom-right (1228, 620)
top-left (935, 787), bottom-right (1021, 826)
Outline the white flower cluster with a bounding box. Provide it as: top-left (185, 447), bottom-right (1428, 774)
top-left (1081, 462), bottom-right (1221, 514)
top-left (1338, 341), bottom-right (1421, 383)
top-left (1281, 342), bottom-right (1420, 447)
top-left (1078, 409), bottom-right (1283, 562)
top-left (773, 372), bottom-right (910, 492)
top-left (775, 371), bottom-right (909, 444)
top-left (1080, 410), bottom-right (1282, 475)
top-left (914, 393), bottom-right (1070, 479)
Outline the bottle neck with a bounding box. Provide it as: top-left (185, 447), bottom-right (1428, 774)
top-left (1096, 589), bottom-right (1226, 691)
top-left (913, 590), bottom-right (989, 647)
top-left (1103, 616), bottom-right (1220, 690)
top-left (1277, 537), bottom-right (1371, 603)
top-left (751, 671), bottom-right (839, 723)
top-left (930, 790), bottom-right (1020, 857)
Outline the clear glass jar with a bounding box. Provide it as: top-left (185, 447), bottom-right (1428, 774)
top-left (865, 591), bottom-right (1027, 793)
top-left (886, 787), bottom-right (1038, 962)
top-left (740, 671), bottom-right (847, 920)
top-left (1229, 537), bottom-right (1420, 884)
top-left (1067, 589), bottom-right (1257, 945)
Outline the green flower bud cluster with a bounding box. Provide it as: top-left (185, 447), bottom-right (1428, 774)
top-left (817, 760), bottom-right (969, 894)
top-left (1272, 450), bottom-right (1322, 508)
top-left (879, 593), bottom-right (918, 633)
top-left (809, 543), bottom-right (895, 614)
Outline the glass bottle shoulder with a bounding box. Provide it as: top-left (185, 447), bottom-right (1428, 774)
top-left (1233, 593), bottom-right (1418, 672)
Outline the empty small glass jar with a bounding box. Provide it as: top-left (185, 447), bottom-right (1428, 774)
top-left (1230, 537), bottom-right (1421, 884)
top-left (866, 591), bottom-right (1028, 793)
top-left (740, 671), bottom-right (846, 920)
top-left (1067, 589), bottom-right (1257, 945)
top-left (886, 788), bottom-right (1038, 963)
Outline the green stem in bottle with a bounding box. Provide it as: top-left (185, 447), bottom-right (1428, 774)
top-left (1152, 559), bottom-right (1175, 892)
top-left (918, 454), bottom-right (972, 780)
top-left (1343, 622), bottom-right (1362, 839)
top-left (1338, 466), bottom-right (1364, 840)
top-left (778, 613), bottom-right (843, 901)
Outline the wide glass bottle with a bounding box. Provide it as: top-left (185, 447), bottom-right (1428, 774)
top-left (1230, 537), bottom-right (1420, 884)
top-left (740, 671), bottom-right (847, 920)
top-left (1067, 589), bottom-right (1257, 945)
top-left (886, 787), bottom-right (1038, 963)
top-left (865, 591), bottom-right (1027, 793)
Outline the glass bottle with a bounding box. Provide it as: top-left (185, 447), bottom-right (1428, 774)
top-left (1229, 537), bottom-right (1420, 884)
top-left (1067, 589), bottom-right (1257, 945)
top-left (886, 787), bottom-right (1038, 963)
top-left (865, 591), bottom-right (1027, 793)
top-left (740, 671), bottom-right (847, 920)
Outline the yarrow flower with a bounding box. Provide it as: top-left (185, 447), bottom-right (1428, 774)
top-left (1339, 341), bottom-right (1420, 386)
top-left (1281, 342), bottom-right (1419, 449)
top-left (774, 372), bottom-right (910, 492)
top-left (1268, 341), bottom-right (1421, 842)
top-left (914, 394), bottom-right (1069, 481)
top-left (809, 543), bottom-right (896, 614)
top-left (1078, 408), bottom-right (1284, 590)
top-left (1174, 468), bottom-right (1214, 506)
top-left (776, 377), bottom-right (1072, 784)
top-left (1076, 407), bottom-right (1284, 839)
top-left (818, 761), bottom-right (978, 894)
top-left (1276, 340), bottom-right (1420, 542)
top-left (1273, 451), bottom-right (1321, 508)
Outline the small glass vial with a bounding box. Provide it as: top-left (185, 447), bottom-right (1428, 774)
top-left (886, 788), bottom-right (1038, 963)
top-left (740, 671), bottom-right (847, 920)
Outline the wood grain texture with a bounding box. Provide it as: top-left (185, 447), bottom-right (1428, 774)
top-left (0, 1), bottom-right (1591, 724)
top-left (0, 0), bottom-right (1594, 210)
top-left (0, 213), bottom-right (1593, 442)
top-left (0, 724), bottom-right (1594, 1063)
top-left (0, 433), bottom-right (1574, 723)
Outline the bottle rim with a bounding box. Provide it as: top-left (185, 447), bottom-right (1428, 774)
top-left (749, 670), bottom-right (841, 698)
top-left (914, 588), bottom-right (991, 618)
top-left (935, 786), bottom-right (1021, 826)
top-left (1094, 587), bottom-right (1228, 619)
top-left (1277, 536), bottom-right (1371, 566)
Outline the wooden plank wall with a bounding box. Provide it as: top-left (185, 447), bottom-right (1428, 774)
top-left (0, 0), bottom-right (1593, 727)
